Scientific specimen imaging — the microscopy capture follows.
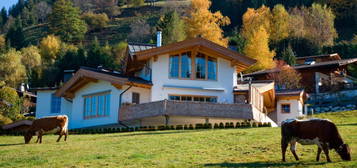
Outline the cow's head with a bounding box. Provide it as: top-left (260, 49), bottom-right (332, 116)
top-left (24, 131), bottom-right (33, 144)
top-left (336, 144), bottom-right (351, 161)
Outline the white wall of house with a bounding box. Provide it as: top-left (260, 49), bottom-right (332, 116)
top-left (121, 86), bottom-right (151, 104)
top-left (35, 90), bottom-right (71, 119)
top-left (69, 80), bottom-right (151, 129)
top-left (150, 54), bottom-right (235, 103)
top-left (276, 99), bottom-right (304, 126)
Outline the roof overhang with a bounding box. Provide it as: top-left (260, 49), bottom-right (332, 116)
top-left (55, 68), bottom-right (152, 99)
top-left (134, 37), bottom-right (257, 72)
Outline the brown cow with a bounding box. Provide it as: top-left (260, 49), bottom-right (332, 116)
top-left (24, 115), bottom-right (68, 144)
top-left (281, 118), bottom-right (351, 162)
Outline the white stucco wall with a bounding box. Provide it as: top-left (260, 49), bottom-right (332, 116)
top-left (276, 99), bottom-right (304, 126)
top-left (150, 54), bottom-right (235, 103)
top-left (35, 90), bottom-right (71, 119)
top-left (69, 81), bottom-right (151, 129)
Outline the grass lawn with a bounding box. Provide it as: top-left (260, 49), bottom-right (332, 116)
top-left (1, 111), bottom-right (357, 168)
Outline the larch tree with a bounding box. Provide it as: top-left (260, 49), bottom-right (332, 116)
top-left (0, 49), bottom-right (26, 87)
top-left (39, 35), bottom-right (62, 65)
top-left (21, 45), bottom-right (42, 71)
top-left (241, 5), bottom-right (271, 41)
top-left (157, 11), bottom-right (186, 45)
top-left (243, 26), bottom-right (275, 72)
top-left (270, 4), bottom-right (290, 42)
top-left (49, 0), bottom-right (87, 42)
top-left (303, 3), bottom-right (338, 47)
top-left (184, 0), bottom-right (230, 47)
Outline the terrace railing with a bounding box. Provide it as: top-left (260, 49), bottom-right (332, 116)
top-left (119, 100), bottom-right (255, 121)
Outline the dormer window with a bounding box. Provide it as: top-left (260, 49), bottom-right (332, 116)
top-left (169, 52), bottom-right (217, 80)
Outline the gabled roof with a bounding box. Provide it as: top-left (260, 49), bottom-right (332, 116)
top-left (55, 66), bottom-right (152, 99)
top-left (128, 43), bottom-right (156, 57)
top-left (245, 58), bottom-right (357, 76)
top-left (133, 37), bottom-right (256, 72)
top-left (296, 53), bottom-right (341, 61)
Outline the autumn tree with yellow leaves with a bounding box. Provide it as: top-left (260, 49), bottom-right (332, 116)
top-left (243, 26), bottom-right (275, 72)
top-left (271, 4), bottom-right (290, 42)
top-left (184, 0), bottom-right (230, 47)
top-left (241, 5), bottom-right (271, 40)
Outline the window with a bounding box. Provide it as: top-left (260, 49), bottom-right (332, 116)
top-left (207, 56), bottom-right (217, 80)
top-left (195, 53), bottom-right (206, 79)
top-left (281, 104), bottom-right (291, 113)
top-left (169, 55), bottom-right (179, 78)
top-left (169, 95), bottom-right (217, 103)
top-left (83, 92), bottom-right (111, 119)
top-left (169, 52), bottom-right (217, 80)
top-left (132, 92), bottom-right (140, 104)
top-left (51, 94), bottom-right (61, 113)
top-left (181, 52), bottom-right (192, 78)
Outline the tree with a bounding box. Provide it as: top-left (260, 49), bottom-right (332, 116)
top-left (281, 45), bottom-right (296, 66)
top-left (82, 12), bottom-right (109, 31)
top-left (34, 1), bottom-right (52, 23)
top-left (157, 11), bottom-right (186, 45)
top-left (128, 19), bottom-right (152, 43)
top-left (351, 35), bottom-right (357, 45)
top-left (288, 7), bottom-right (306, 38)
top-left (184, 0), bottom-right (230, 47)
top-left (303, 4), bottom-right (338, 47)
top-left (0, 49), bottom-right (26, 87)
top-left (49, 0), bottom-right (87, 42)
top-left (112, 41), bottom-right (127, 70)
top-left (268, 61), bottom-right (302, 90)
top-left (0, 86), bottom-right (21, 121)
top-left (21, 45), bottom-right (42, 71)
top-left (87, 37), bottom-right (115, 69)
top-left (270, 37), bottom-right (321, 58)
top-left (5, 18), bottom-right (26, 49)
top-left (229, 32), bottom-right (246, 54)
top-left (92, 0), bottom-right (121, 18)
top-left (243, 26), bottom-right (275, 72)
top-left (241, 5), bottom-right (271, 41)
top-left (39, 35), bottom-right (62, 65)
top-left (270, 4), bottom-right (289, 42)
top-left (0, 35), bottom-right (6, 54)
top-left (0, 7), bottom-right (7, 26)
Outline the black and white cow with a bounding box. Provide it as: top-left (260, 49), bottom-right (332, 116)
top-left (281, 118), bottom-right (351, 162)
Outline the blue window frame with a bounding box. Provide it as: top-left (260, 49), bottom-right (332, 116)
top-left (83, 92), bottom-right (111, 119)
top-left (51, 93), bottom-right (61, 113)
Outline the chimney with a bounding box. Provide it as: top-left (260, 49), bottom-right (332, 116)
top-left (157, 31), bottom-right (162, 47)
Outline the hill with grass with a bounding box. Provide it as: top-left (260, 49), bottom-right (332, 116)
top-left (1, 110), bottom-right (356, 168)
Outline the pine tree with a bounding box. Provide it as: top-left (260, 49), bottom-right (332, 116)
top-left (281, 45), bottom-right (296, 66)
top-left (49, 0), bottom-right (87, 42)
top-left (243, 26), bottom-right (275, 72)
top-left (157, 11), bottom-right (186, 45)
top-left (5, 18), bottom-right (26, 49)
top-left (184, 0), bottom-right (230, 47)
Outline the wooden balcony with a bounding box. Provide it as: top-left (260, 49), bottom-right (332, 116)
top-left (119, 100), bottom-right (269, 122)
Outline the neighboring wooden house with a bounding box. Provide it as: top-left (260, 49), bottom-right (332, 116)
top-left (33, 36), bottom-right (306, 128)
top-left (245, 54), bottom-right (357, 93)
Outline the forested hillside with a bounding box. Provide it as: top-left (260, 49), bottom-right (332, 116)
top-left (0, 0), bottom-right (357, 123)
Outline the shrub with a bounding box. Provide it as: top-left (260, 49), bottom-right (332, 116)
top-left (158, 125), bottom-right (166, 130)
top-left (258, 122), bottom-right (263, 127)
top-left (203, 123), bottom-right (212, 129)
top-left (0, 114), bottom-right (12, 125)
top-left (195, 123), bottom-right (204, 129)
top-left (214, 123), bottom-right (219, 129)
top-left (188, 124), bottom-right (194, 130)
top-left (0, 86), bottom-right (21, 120)
top-left (184, 125), bottom-right (188, 130)
top-left (219, 123), bottom-right (224, 129)
top-left (229, 122), bottom-right (234, 128)
top-left (252, 122), bottom-right (257, 127)
top-left (176, 125), bottom-right (183, 130)
top-left (170, 125), bottom-right (175, 130)
top-left (267, 122), bottom-right (272, 127)
top-left (235, 122), bottom-right (241, 128)
top-left (81, 12), bottom-right (109, 31)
